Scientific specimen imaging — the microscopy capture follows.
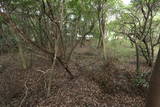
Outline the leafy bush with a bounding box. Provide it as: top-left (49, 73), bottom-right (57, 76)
top-left (133, 72), bottom-right (151, 89)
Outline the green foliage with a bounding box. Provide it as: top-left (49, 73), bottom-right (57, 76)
top-left (106, 39), bottom-right (135, 61)
top-left (133, 72), bottom-right (150, 88)
top-left (0, 16), bottom-right (4, 23)
top-left (11, 0), bottom-right (38, 7)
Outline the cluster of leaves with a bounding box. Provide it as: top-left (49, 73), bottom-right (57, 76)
top-left (133, 72), bottom-right (150, 88)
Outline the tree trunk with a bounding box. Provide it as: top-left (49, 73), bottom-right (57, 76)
top-left (135, 43), bottom-right (140, 73)
top-left (58, 0), bottom-right (65, 58)
top-left (97, 2), bottom-right (107, 60)
top-left (146, 49), bottom-right (160, 107)
top-left (47, 38), bottom-right (58, 97)
top-left (143, 40), bottom-right (152, 66)
top-left (17, 41), bottom-right (27, 69)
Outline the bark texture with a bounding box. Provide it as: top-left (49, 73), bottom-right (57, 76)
top-left (146, 49), bottom-right (160, 107)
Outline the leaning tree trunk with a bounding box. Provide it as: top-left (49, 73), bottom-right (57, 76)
top-left (146, 49), bottom-right (160, 107)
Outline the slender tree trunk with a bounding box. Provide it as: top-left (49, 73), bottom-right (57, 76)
top-left (146, 49), bottom-right (160, 107)
top-left (135, 43), bottom-right (140, 73)
top-left (97, 3), bottom-right (103, 48)
top-left (102, 34), bottom-right (107, 60)
top-left (144, 40), bottom-right (152, 66)
top-left (10, 25), bottom-right (27, 69)
top-left (96, 1), bottom-right (107, 60)
top-left (58, 0), bottom-right (65, 58)
top-left (8, 17), bottom-right (27, 69)
top-left (66, 18), bottom-right (79, 62)
top-left (17, 41), bottom-right (27, 69)
top-left (97, 21), bottom-right (103, 48)
top-left (151, 45), bottom-right (154, 64)
top-left (47, 38), bottom-right (58, 97)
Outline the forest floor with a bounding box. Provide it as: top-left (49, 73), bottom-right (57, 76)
top-left (0, 46), bottom-right (151, 107)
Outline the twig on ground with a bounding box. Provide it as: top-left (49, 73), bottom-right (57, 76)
top-left (19, 80), bottom-right (29, 107)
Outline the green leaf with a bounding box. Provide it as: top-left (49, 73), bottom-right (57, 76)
top-left (0, 16), bottom-right (4, 23)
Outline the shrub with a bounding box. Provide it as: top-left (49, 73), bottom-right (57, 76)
top-left (133, 72), bottom-right (151, 89)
